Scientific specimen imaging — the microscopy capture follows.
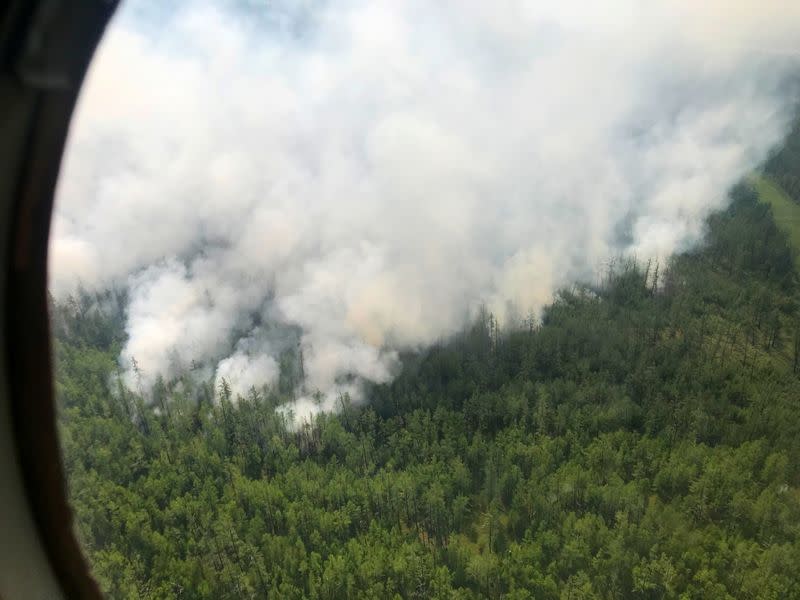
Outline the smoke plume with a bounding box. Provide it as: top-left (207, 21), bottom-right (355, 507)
top-left (51, 0), bottom-right (800, 419)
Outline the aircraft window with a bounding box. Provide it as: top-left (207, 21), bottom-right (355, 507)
top-left (49, 1), bottom-right (800, 597)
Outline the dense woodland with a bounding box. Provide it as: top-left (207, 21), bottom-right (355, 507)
top-left (55, 157), bottom-right (800, 596)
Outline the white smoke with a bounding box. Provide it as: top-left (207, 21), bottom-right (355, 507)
top-left (50, 0), bottom-right (800, 419)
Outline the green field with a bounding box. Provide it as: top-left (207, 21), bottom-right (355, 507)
top-left (752, 174), bottom-right (800, 253)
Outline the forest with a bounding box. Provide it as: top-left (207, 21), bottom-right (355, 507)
top-left (54, 141), bottom-right (800, 597)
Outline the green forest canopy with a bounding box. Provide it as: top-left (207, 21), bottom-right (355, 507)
top-left (54, 135), bottom-right (800, 598)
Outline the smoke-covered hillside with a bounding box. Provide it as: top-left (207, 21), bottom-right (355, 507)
top-left (51, 0), bottom-right (800, 420)
top-left (57, 168), bottom-right (800, 598)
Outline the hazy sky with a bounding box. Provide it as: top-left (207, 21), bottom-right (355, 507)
top-left (51, 0), bottom-right (800, 418)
